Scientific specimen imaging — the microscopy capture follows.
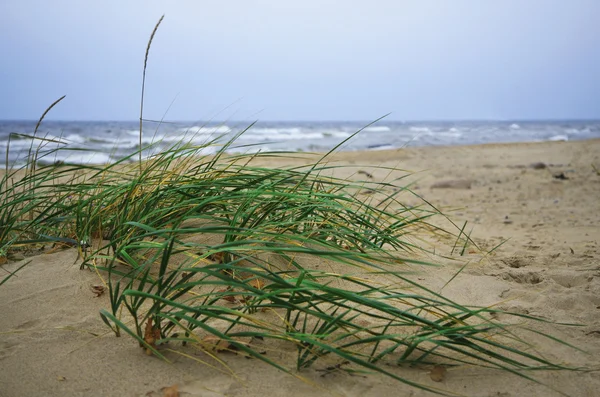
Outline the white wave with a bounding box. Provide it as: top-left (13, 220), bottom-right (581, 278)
top-left (564, 128), bottom-right (580, 134)
top-left (368, 144), bottom-right (395, 151)
top-left (40, 151), bottom-right (113, 165)
top-left (176, 125), bottom-right (231, 134)
top-left (242, 127), bottom-right (350, 140)
top-left (292, 132), bottom-right (324, 140)
top-left (161, 133), bottom-right (216, 144)
top-left (408, 128), bottom-right (461, 138)
top-left (63, 134), bottom-right (86, 144)
top-left (4, 139), bottom-right (37, 150)
top-left (409, 127), bottom-right (431, 133)
top-left (250, 127), bottom-right (303, 135)
top-left (363, 126), bottom-right (391, 132)
top-left (115, 130), bottom-right (222, 148)
top-left (113, 134), bottom-right (156, 147)
top-left (242, 131), bottom-right (324, 141)
top-left (322, 131), bottom-right (351, 138)
top-left (146, 144), bottom-right (218, 158)
top-left (99, 142), bottom-right (122, 150)
top-left (549, 135), bottom-right (568, 141)
top-left (231, 145), bottom-right (271, 154)
top-left (4, 134), bottom-right (69, 150)
top-left (436, 131), bottom-right (463, 138)
top-left (510, 123), bottom-right (520, 130)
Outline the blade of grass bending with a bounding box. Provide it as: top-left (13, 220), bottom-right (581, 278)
top-left (0, 260), bottom-right (30, 286)
top-left (292, 334), bottom-right (457, 396)
top-left (450, 220), bottom-right (467, 255)
top-left (27, 95), bottom-right (66, 178)
top-left (411, 190), bottom-right (482, 253)
top-left (440, 260), bottom-right (471, 292)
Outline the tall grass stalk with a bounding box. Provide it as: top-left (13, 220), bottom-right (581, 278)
top-left (139, 15), bottom-right (165, 173)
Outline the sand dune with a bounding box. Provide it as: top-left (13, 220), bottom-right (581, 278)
top-left (1, 139), bottom-right (599, 397)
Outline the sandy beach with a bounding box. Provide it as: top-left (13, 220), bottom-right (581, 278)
top-left (1, 139), bottom-right (599, 397)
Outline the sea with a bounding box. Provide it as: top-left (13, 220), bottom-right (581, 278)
top-left (1, 120), bottom-right (599, 166)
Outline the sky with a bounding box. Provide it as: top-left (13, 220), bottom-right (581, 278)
top-left (1, 0), bottom-right (599, 121)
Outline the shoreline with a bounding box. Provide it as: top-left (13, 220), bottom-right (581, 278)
top-left (1, 117), bottom-right (599, 167)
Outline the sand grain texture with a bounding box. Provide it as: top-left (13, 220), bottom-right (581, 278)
top-left (1, 140), bottom-right (599, 397)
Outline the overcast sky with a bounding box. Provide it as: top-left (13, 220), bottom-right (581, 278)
top-left (1, 1), bottom-right (598, 121)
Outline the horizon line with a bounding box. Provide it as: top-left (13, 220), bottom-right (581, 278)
top-left (1, 118), bottom-right (600, 124)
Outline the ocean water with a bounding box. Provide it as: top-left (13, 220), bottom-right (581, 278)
top-left (1, 120), bottom-right (599, 166)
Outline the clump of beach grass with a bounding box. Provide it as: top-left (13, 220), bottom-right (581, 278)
top-left (0, 16), bottom-right (585, 397)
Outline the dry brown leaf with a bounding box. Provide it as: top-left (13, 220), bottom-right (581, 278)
top-left (429, 365), bottom-right (447, 382)
top-left (209, 252), bottom-right (224, 263)
top-left (202, 335), bottom-right (232, 352)
top-left (218, 287), bottom-right (238, 303)
top-left (90, 285), bottom-right (106, 297)
top-left (143, 319), bottom-right (161, 355)
top-left (161, 384), bottom-right (179, 397)
top-left (247, 278), bottom-right (265, 290)
top-left (222, 295), bottom-right (237, 303)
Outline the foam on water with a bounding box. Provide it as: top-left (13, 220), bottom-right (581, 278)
top-left (322, 131), bottom-right (351, 139)
top-left (176, 125), bottom-right (231, 134)
top-left (63, 134), bottom-right (86, 144)
top-left (363, 126), bottom-right (391, 132)
top-left (37, 150), bottom-right (113, 165)
top-left (250, 127), bottom-right (303, 135)
top-left (549, 135), bottom-right (568, 141)
top-left (367, 144), bottom-right (395, 151)
top-left (409, 127), bottom-right (431, 133)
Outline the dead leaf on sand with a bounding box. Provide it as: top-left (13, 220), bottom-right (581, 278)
top-left (218, 287), bottom-right (238, 303)
top-left (429, 365), bottom-right (447, 382)
top-left (202, 335), bottom-right (234, 352)
top-left (208, 252), bottom-right (224, 263)
top-left (247, 277), bottom-right (265, 290)
top-left (161, 384), bottom-right (179, 397)
top-left (90, 284), bottom-right (106, 297)
top-left (143, 318), bottom-right (161, 355)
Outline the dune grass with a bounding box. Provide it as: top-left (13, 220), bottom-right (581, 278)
top-left (0, 16), bottom-right (583, 397)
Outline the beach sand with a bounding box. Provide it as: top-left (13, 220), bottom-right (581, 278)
top-left (1, 139), bottom-right (599, 397)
